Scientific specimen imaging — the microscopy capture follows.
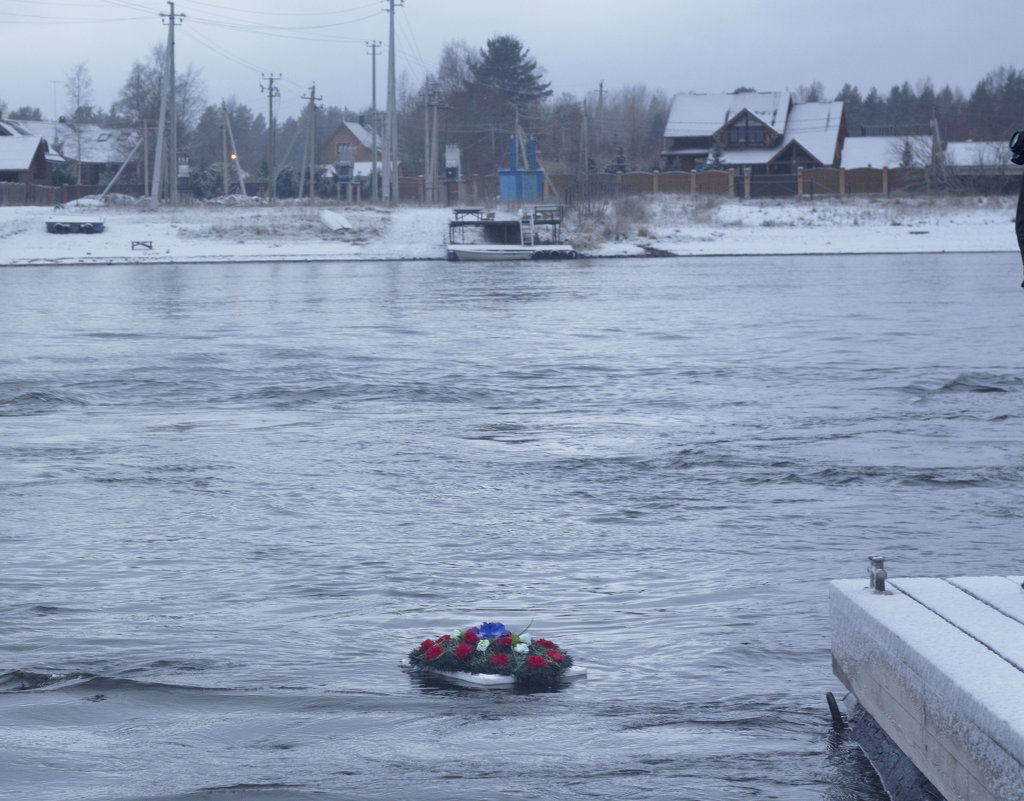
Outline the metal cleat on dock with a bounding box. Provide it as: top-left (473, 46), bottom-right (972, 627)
top-left (867, 555), bottom-right (887, 593)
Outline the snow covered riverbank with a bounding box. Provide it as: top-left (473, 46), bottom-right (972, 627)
top-left (0, 193), bottom-right (1018, 266)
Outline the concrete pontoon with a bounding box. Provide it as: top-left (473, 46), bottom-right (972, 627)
top-left (831, 564), bottom-right (1024, 801)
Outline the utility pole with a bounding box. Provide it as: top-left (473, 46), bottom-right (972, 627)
top-left (161, 1), bottom-right (185, 205)
top-left (429, 92), bottom-right (447, 204)
top-left (302, 83), bottom-right (322, 202)
top-left (422, 80), bottom-right (433, 203)
top-left (149, 12), bottom-right (171, 208)
top-left (261, 73), bottom-right (281, 201)
top-left (221, 116), bottom-right (229, 196)
top-left (383, 0), bottom-right (402, 205)
top-left (366, 41), bottom-right (380, 202)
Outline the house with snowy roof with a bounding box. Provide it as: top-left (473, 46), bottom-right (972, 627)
top-left (662, 91), bottom-right (846, 174)
top-left (316, 119), bottom-right (383, 182)
top-left (842, 135), bottom-right (1013, 174)
top-left (1, 117), bottom-right (138, 185)
top-left (0, 135), bottom-right (53, 186)
top-left (0, 117), bottom-right (60, 186)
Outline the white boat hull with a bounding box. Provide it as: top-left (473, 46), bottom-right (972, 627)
top-left (447, 244), bottom-right (577, 262)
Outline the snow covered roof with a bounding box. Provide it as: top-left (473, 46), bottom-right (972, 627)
top-left (11, 120), bottom-right (139, 164)
top-left (840, 136), bottom-right (922, 168)
top-left (321, 160), bottom-right (378, 178)
top-left (777, 101), bottom-right (844, 165)
top-left (665, 91), bottom-right (791, 138)
top-left (944, 140), bottom-right (1005, 167)
top-left (720, 148), bottom-right (776, 166)
top-left (0, 135), bottom-right (46, 170)
top-left (0, 119), bottom-right (37, 136)
top-left (345, 121), bottom-right (378, 151)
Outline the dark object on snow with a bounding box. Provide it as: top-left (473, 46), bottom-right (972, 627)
top-left (46, 220), bottom-right (104, 234)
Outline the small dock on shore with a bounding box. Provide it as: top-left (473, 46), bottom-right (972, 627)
top-left (831, 565), bottom-right (1024, 801)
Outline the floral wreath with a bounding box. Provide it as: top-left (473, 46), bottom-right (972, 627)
top-left (406, 621), bottom-right (574, 686)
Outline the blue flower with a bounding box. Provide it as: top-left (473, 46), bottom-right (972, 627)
top-left (473, 621), bottom-right (509, 638)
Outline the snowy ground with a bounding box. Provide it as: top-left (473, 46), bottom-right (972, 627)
top-left (0, 193), bottom-right (1018, 266)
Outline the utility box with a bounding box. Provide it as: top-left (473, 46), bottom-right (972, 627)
top-left (444, 145), bottom-right (461, 182)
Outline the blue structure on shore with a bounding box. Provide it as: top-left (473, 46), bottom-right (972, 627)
top-left (499, 136), bottom-right (544, 201)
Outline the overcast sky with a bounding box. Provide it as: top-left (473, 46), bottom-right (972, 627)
top-left (2, 0), bottom-right (1021, 123)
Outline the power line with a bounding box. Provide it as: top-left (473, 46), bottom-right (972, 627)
top-left (179, 0), bottom-right (379, 17)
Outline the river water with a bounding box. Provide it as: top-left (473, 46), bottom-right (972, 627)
top-left (2, 253), bottom-right (1023, 801)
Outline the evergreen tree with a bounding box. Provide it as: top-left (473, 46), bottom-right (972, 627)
top-left (441, 34), bottom-right (553, 175)
top-left (860, 87), bottom-right (886, 133)
top-left (702, 137), bottom-right (726, 171)
top-left (467, 35), bottom-right (552, 119)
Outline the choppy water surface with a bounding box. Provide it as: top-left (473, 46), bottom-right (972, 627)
top-left (3, 253), bottom-right (1024, 800)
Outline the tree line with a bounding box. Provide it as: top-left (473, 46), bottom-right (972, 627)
top-left (3, 36), bottom-right (1024, 198)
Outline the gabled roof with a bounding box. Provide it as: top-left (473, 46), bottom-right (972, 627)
top-left (665, 91), bottom-right (790, 138)
top-left (0, 136), bottom-right (47, 171)
top-left (775, 101), bottom-right (844, 165)
top-left (10, 120), bottom-right (138, 164)
top-left (344, 120), bottom-right (378, 151)
top-left (0, 119), bottom-right (37, 136)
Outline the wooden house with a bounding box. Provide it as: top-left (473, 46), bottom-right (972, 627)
top-left (316, 119), bottom-right (383, 182)
top-left (662, 91), bottom-right (846, 175)
top-left (0, 134), bottom-right (54, 186)
top-left (1, 118), bottom-right (138, 185)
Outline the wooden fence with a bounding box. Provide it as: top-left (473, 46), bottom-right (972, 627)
top-left (7, 165), bottom-right (1019, 207)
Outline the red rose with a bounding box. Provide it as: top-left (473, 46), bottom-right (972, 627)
top-left (425, 645), bottom-right (444, 660)
top-left (489, 652), bottom-right (511, 667)
top-left (526, 654), bottom-right (548, 668)
top-left (419, 639), bottom-right (434, 652)
top-left (462, 629), bottom-right (479, 644)
top-left (546, 649), bottom-right (564, 662)
top-left (454, 642), bottom-right (474, 660)
top-left (496, 636), bottom-right (513, 647)
top-left (437, 634), bottom-right (451, 642)
top-left (535, 638), bottom-right (556, 649)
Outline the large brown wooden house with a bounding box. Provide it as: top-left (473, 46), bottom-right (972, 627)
top-left (662, 91), bottom-right (846, 175)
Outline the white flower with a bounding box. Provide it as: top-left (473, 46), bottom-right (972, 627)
top-left (476, 639), bottom-right (490, 652)
top-left (514, 643), bottom-right (529, 654)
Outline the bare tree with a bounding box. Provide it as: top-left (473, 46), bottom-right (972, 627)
top-left (112, 44), bottom-right (205, 133)
top-left (64, 62), bottom-right (95, 183)
top-left (887, 135), bottom-right (931, 168)
top-left (436, 41), bottom-right (473, 98)
top-left (65, 62), bottom-right (94, 122)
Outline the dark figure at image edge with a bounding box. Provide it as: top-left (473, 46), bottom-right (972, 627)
top-left (1011, 130), bottom-right (1024, 286)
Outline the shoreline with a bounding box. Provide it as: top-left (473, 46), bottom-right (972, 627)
top-left (1, 194), bottom-right (1019, 267)
top-left (2, 248), bottom-right (1016, 269)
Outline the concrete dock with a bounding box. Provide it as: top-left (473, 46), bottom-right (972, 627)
top-left (831, 572), bottom-right (1024, 801)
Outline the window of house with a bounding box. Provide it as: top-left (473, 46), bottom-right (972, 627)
top-left (727, 115), bottom-right (765, 146)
